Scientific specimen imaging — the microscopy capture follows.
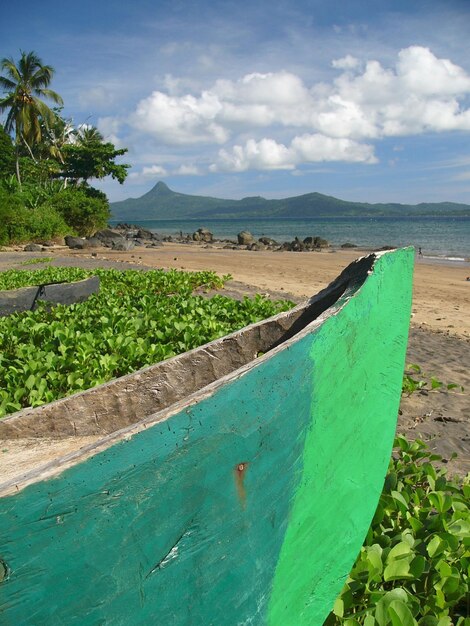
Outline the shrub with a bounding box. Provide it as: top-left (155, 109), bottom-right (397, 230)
top-left (46, 187), bottom-right (110, 236)
top-left (0, 187), bottom-right (69, 244)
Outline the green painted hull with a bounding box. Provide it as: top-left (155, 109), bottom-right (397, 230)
top-left (0, 249), bottom-right (413, 625)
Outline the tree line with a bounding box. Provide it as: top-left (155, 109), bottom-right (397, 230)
top-left (0, 51), bottom-right (130, 244)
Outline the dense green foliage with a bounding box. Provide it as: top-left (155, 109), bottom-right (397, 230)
top-left (45, 187), bottom-right (110, 235)
top-left (0, 187), bottom-right (69, 245)
top-left (0, 267), bottom-right (293, 417)
top-left (326, 437), bottom-right (469, 626)
top-left (0, 52), bottom-right (129, 245)
top-left (0, 125), bottom-right (15, 178)
top-left (110, 181), bottom-right (470, 222)
top-left (61, 141), bottom-right (129, 185)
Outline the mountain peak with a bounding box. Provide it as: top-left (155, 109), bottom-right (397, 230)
top-left (151, 181), bottom-right (172, 194)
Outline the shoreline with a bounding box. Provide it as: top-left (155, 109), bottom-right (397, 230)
top-left (108, 216), bottom-right (470, 262)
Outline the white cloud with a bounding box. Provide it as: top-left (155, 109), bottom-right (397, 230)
top-left (291, 134), bottom-right (377, 163)
top-left (129, 91), bottom-right (228, 144)
top-left (114, 45), bottom-right (470, 174)
top-left (129, 164), bottom-right (168, 180)
top-left (174, 164), bottom-right (201, 175)
top-left (396, 46), bottom-right (470, 96)
top-left (211, 134), bottom-right (376, 172)
top-left (332, 55), bottom-right (360, 70)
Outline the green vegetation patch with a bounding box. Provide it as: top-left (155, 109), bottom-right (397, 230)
top-left (326, 437), bottom-right (470, 626)
top-left (0, 267), bottom-right (293, 417)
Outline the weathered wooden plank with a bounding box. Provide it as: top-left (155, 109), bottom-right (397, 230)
top-left (0, 276), bottom-right (100, 317)
top-left (0, 249), bottom-right (413, 625)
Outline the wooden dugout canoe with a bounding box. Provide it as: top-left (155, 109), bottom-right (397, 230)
top-left (0, 248), bottom-right (413, 625)
top-left (0, 275), bottom-right (100, 317)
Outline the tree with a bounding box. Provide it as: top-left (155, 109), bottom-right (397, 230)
top-left (0, 51), bottom-right (63, 183)
top-left (0, 124), bottom-right (15, 179)
top-left (76, 124), bottom-right (104, 144)
top-left (61, 130), bottom-right (130, 184)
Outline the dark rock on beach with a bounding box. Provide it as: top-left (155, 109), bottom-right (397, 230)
top-left (23, 243), bottom-right (44, 252)
top-left (93, 229), bottom-right (125, 248)
top-left (112, 239), bottom-right (135, 251)
top-left (258, 237), bottom-right (278, 246)
top-left (192, 228), bottom-right (213, 242)
top-left (65, 236), bottom-right (90, 250)
top-left (237, 231), bottom-right (255, 245)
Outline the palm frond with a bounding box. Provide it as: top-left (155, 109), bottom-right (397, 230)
top-left (0, 76), bottom-right (16, 90)
top-left (36, 88), bottom-right (64, 106)
top-left (0, 58), bottom-right (21, 82)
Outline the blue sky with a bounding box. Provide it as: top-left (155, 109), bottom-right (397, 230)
top-left (2, 0), bottom-right (470, 204)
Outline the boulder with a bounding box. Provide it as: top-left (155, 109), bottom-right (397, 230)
top-left (291, 237), bottom-right (305, 252)
top-left (112, 239), bottom-right (135, 251)
top-left (341, 242), bottom-right (358, 248)
top-left (137, 228), bottom-right (159, 240)
top-left (314, 237), bottom-right (329, 248)
top-left (65, 236), bottom-right (90, 250)
top-left (23, 243), bottom-right (43, 252)
top-left (237, 231), bottom-right (255, 245)
top-left (93, 228), bottom-right (125, 248)
top-left (259, 237), bottom-right (278, 246)
top-left (193, 228), bottom-right (213, 242)
top-left (85, 237), bottom-right (102, 248)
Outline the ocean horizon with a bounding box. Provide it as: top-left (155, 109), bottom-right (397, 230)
top-left (110, 215), bottom-right (470, 261)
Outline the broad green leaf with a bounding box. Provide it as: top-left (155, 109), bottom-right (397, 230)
top-left (384, 557), bottom-right (414, 581)
top-left (387, 541), bottom-right (413, 560)
top-left (388, 599), bottom-right (418, 626)
top-left (376, 589), bottom-right (409, 626)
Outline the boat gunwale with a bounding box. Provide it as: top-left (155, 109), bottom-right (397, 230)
top-left (0, 250), bottom-right (389, 496)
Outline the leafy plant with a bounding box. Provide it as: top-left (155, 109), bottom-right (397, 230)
top-left (325, 437), bottom-right (470, 626)
top-left (0, 267), bottom-right (294, 416)
top-left (402, 364), bottom-right (464, 395)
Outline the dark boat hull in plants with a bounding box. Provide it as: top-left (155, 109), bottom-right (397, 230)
top-left (0, 249), bottom-right (413, 625)
top-left (0, 275), bottom-right (99, 317)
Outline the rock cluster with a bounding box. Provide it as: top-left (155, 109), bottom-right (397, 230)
top-left (21, 225), bottom-right (340, 253)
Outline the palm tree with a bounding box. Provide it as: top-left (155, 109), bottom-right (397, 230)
top-left (0, 51), bottom-right (63, 184)
top-left (76, 125), bottom-right (104, 145)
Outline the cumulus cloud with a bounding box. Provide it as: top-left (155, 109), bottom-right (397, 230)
top-left (174, 164), bottom-right (201, 175)
top-left (211, 134), bottom-right (376, 172)
top-left (332, 55), bottom-right (361, 70)
top-left (129, 164), bottom-right (168, 180)
top-left (129, 91), bottom-right (228, 144)
top-left (118, 45), bottom-right (470, 173)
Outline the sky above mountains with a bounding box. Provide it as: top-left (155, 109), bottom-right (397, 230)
top-left (2, 0), bottom-right (470, 203)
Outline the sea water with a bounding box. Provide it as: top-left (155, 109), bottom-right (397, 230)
top-left (109, 216), bottom-right (470, 261)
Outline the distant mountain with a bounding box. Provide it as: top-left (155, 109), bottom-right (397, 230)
top-left (110, 181), bottom-right (470, 221)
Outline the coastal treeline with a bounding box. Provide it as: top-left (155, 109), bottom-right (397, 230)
top-left (0, 51), bottom-right (129, 245)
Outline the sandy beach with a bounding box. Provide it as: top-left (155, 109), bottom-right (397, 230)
top-left (0, 243), bottom-right (469, 476)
